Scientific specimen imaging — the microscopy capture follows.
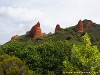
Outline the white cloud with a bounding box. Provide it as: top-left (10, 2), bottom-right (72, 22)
top-left (0, 7), bottom-right (45, 22)
top-left (0, 6), bottom-right (58, 44)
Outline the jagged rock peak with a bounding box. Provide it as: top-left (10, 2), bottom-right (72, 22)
top-left (36, 21), bottom-right (40, 27)
top-left (29, 22), bottom-right (42, 38)
top-left (78, 20), bottom-right (83, 25)
top-left (55, 24), bottom-right (61, 33)
top-left (77, 20), bottom-right (84, 32)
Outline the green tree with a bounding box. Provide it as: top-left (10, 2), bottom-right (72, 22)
top-left (71, 33), bottom-right (100, 75)
top-left (0, 54), bottom-right (33, 75)
top-left (63, 57), bottom-right (82, 75)
top-left (36, 41), bottom-right (72, 75)
top-left (0, 41), bottom-right (40, 71)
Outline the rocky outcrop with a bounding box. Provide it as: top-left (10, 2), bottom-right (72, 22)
top-left (85, 20), bottom-right (92, 29)
top-left (77, 20), bottom-right (84, 32)
top-left (29, 22), bottom-right (42, 38)
top-left (77, 20), bottom-right (93, 32)
top-left (48, 32), bottom-right (52, 35)
top-left (55, 24), bottom-right (61, 33)
top-left (42, 33), bottom-right (47, 36)
top-left (11, 35), bottom-right (20, 40)
top-left (42, 32), bottom-right (52, 36)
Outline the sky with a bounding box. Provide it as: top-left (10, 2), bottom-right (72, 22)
top-left (0, 0), bottom-right (100, 45)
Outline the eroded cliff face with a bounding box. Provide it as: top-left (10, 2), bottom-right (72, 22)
top-left (11, 35), bottom-right (20, 40)
top-left (55, 24), bottom-right (61, 33)
top-left (77, 20), bottom-right (93, 32)
top-left (77, 20), bottom-right (84, 32)
top-left (85, 20), bottom-right (93, 29)
top-left (11, 19), bottom-right (94, 40)
top-left (29, 22), bottom-right (42, 38)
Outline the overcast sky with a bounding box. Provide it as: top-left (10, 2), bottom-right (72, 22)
top-left (0, 0), bottom-right (100, 45)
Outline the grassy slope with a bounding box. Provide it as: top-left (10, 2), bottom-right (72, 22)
top-left (1, 19), bottom-right (100, 74)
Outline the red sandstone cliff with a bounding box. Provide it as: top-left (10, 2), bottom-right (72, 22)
top-left (77, 20), bottom-right (84, 32)
top-left (29, 22), bottom-right (42, 38)
top-left (85, 20), bottom-right (92, 29)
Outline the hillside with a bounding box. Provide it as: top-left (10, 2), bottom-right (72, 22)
top-left (14, 19), bottom-right (100, 45)
top-left (0, 19), bottom-right (100, 75)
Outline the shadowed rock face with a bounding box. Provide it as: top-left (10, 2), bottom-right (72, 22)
top-left (55, 24), bottom-right (61, 33)
top-left (11, 35), bottom-right (20, 40)
top-left (85, 20), bottom-right (92, 29)
top-left (77, 20), bottom-right (84, 32)
top-left (77, 20), bottom-right (93, 32)
top-left (29, 22), bottom-right (42, 38)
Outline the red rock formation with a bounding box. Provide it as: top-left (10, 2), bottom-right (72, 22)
top-left (29, 22), bottom-right (42, 38)
top-left (55, 24), bottom-right (61, 33)
top-left (85, 20), bottom-right (92, 29)
top-left (11, 35), bottom-right (20, 40)
top-left (42, 33), bottom-right (47, 36)
top-left (77, 20), bottom-right (84, 32)
top-left (48, 32), bottom-right (52, 35)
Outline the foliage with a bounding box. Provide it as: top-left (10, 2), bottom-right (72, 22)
top-left (0, 54), bottom-right (33, 75)
top-left (0, 19), bottom-right (100, 75)
top-left (70, 33), bottom-right (100, 75)
top-left (0, 41), bottom-right (40, 71)
top-left (1, 32), bottom-right (100, 75)
top-left (35, 41), bottom-right (72, 75)
top-left (63, 57), bottom-right (82, 75)
top-left (0, 40), bottom-right (74, 75)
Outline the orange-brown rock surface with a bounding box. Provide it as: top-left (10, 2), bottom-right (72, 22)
top-left (55, 24), bottom-right (61, 33)
top-left (77, 20), bottom-right (84, 32)
top-left (85, 20), bottom-right (92, 29)
top-left (29, 22), bottom-right (42, 38)
top-left (11, 35), bottom-right (20, 40)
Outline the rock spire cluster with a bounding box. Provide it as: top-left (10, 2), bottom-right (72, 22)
top-left (77, 20), bottom-right (92, 32)
top-left (11, 19), bottom-right (93, 40)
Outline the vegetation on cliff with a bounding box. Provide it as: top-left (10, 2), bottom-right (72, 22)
top-left (0, 19), bottom-right (100, 75)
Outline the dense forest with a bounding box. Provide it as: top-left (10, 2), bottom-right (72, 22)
top-left (0, 19), bottom-right (100, 75)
